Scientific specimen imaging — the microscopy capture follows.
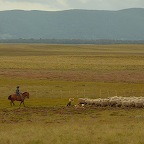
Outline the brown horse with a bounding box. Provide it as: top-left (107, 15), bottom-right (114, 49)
top-left (8, 92), bottom-right (29, 107)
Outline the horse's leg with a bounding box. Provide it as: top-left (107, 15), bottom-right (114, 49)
top-left (10, 101), bottom-right (12, 106)
top-left (23, 100), bottom-right (25, 107)
top-left (12, 101), bottom-right (15, 106)
top-left (11, 100), bottom-right (15, 106)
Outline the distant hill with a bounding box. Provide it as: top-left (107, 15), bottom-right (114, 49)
top-left (0, 8), bottom-right (144, 40)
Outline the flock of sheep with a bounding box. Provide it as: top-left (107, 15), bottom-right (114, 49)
top-left (78, 96), bottom-right (144, 108)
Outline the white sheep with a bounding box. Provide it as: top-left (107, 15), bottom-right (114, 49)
top-left (93, 98), bottom-right (101, 106)
top-left (100, 98), bottom-right (110, 107)
top-left (78, 98), bottom-right (87, 104)
top-left (77, 96), bottom-right (144, 108)
top-left (109, 97), bottom-right (119, 107)
top-left (134, 99), bottom-right (144, 108)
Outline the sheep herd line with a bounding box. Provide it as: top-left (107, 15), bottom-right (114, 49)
top-left (78, 96), bottom-right (144, 108)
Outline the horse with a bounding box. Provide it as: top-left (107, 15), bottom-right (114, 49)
top-left (8, 92), bottom-right (29, 107)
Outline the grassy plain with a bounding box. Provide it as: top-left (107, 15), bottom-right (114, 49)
top-left (0, 44), bottom-right (144, 144)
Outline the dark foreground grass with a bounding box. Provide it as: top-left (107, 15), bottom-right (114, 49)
top-left (1, 106), bottom-right (144, 144)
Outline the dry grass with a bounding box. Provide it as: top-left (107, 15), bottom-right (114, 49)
top-left (1, 44), bottom-right (144, 144)
top-left (1, 107), bottom-right (144, 144)
top-left (1, 44), bottom-right (144, 83)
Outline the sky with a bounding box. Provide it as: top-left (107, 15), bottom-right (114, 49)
top-left (0, 0), bottom-right (144, 11)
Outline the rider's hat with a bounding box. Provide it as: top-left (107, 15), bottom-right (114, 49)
top-left (17, 86), bottom-right (19, 88)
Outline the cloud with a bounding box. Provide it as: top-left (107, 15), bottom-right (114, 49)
top-left (79, 0), bottom-right (89, 4)
top-left (4, 0), bottom-right (46, 2)
top-left (0, 0), bottom-right (58, 11)
top-left (0, 1), bottom-right (56, 10)
top-left (66, 0), bottom-right (144, 10)
top-left (56, 0), bottom-right (68, 6)
top-left (0, 0), bottom-right (144, 11)
top-left (0, 0), bottom-right (71, 11)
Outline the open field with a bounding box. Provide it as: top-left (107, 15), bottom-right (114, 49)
top-left (1, 44), bottom-right (144, 144)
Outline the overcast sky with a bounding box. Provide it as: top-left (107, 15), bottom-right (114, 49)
top-left (0, 0), bottom-right (144, 11)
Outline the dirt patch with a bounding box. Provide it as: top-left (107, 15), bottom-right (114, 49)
top-left (1, 69), bottom-right (144, 83)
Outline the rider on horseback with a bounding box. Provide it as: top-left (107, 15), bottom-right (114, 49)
top-left (16, 86), bottom-right (23, 100)
top-left (16, 86), bottom-right (21, 96)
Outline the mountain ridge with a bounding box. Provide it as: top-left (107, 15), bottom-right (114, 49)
top-left (0, 8), bottom-right (144, 40)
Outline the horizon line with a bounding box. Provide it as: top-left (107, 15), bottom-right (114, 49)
top-left (0, 7), bottom-right (144, 12)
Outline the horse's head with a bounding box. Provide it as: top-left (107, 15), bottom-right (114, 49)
top-left (22, 92), bottom-right (29, 99)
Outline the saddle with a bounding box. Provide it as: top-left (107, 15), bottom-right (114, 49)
top-left (16, 94), bottom-right (23, 100)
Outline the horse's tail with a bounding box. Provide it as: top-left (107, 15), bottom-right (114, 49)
top-left (8, 95), bottom-right (12, 100)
